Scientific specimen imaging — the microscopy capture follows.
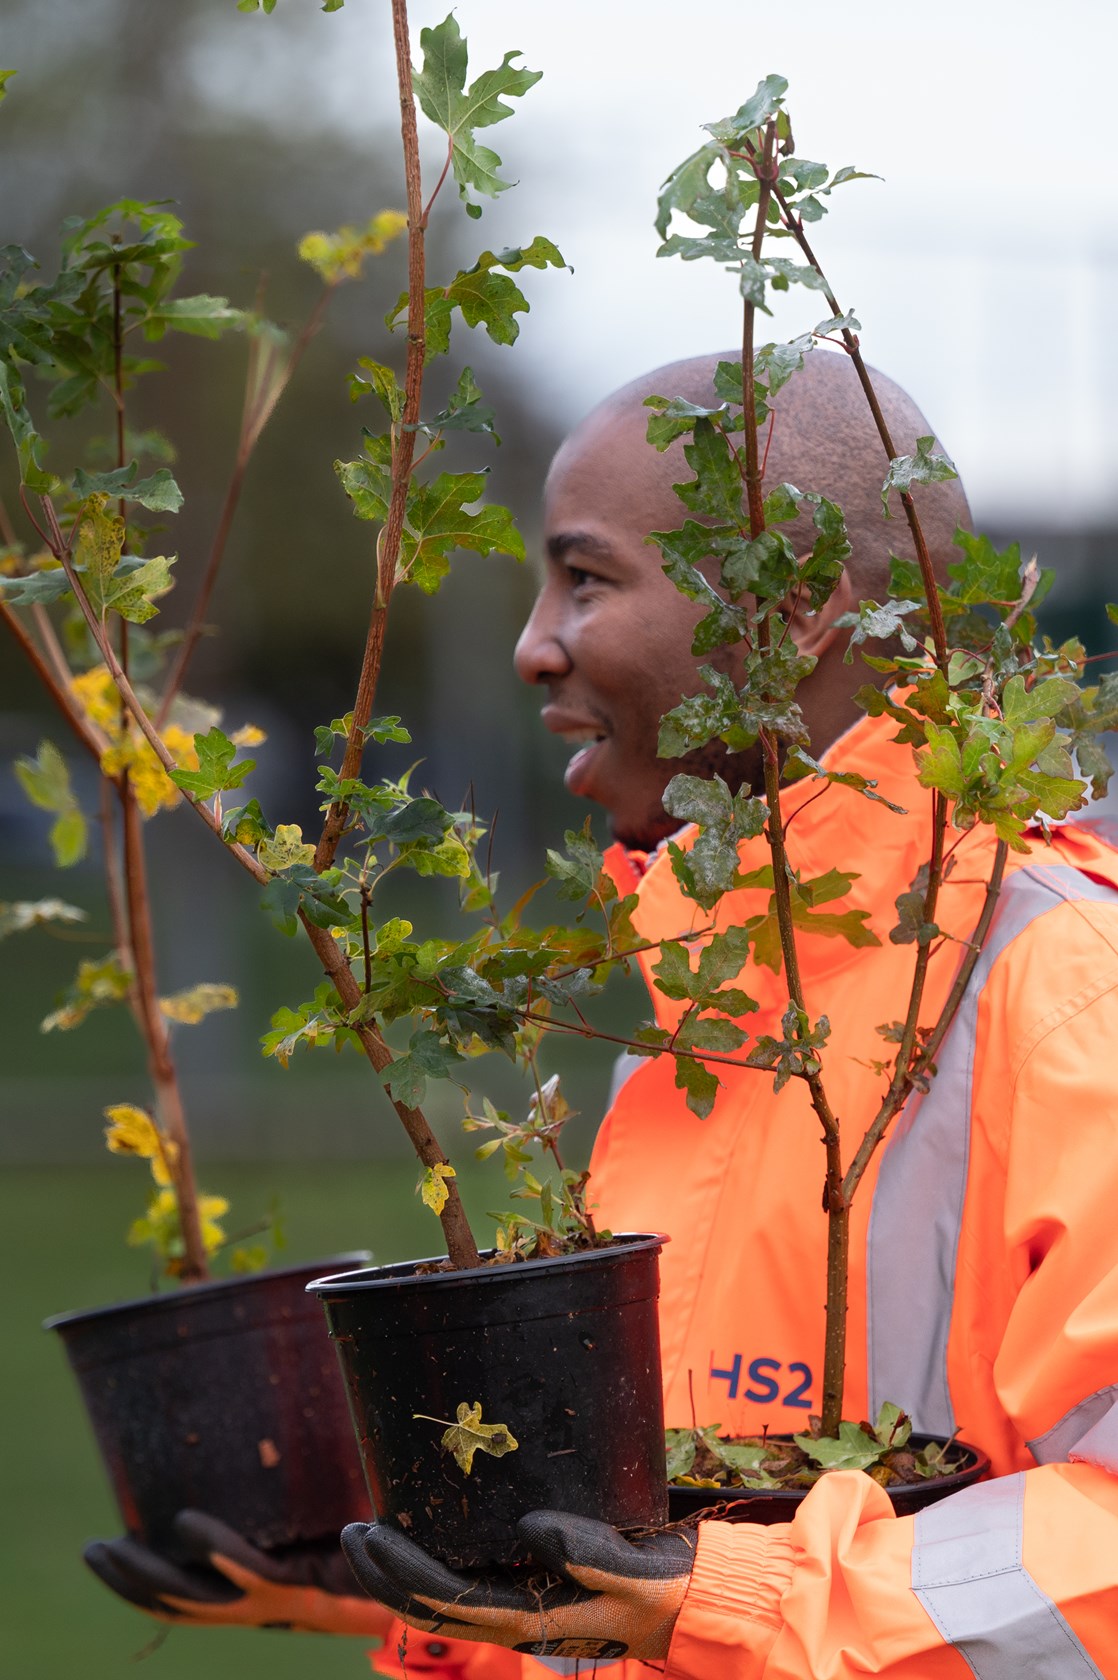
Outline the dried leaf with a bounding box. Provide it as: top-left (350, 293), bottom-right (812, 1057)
top-left (415, 1401), bottom-right (519, 1475)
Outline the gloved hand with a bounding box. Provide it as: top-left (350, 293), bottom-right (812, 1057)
top-left (341, 1510), bottom-right (695, 1663)
top-left (84, 1510), bottom-right (394, 1637)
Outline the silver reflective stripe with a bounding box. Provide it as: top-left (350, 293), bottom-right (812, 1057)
top-left (1028, 1385), bottom-right (1118, 1464)
top-left (528, 1661), bottom-right (623, 1676)
top-left (1071, 813), bottom-right (1118, 848)
top-left (867, 866), bottom-right (1118, 1435)
top-left (607, 1048), bottom-right (643, 1108)
top-left (1067, 1403), bottom-right (1118, 1475)
top-left (912, 1475), bottom-right (1104, 1678)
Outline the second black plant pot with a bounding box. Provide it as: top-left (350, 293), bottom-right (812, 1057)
top-left (309, 1234), bottom-right (668, 1568)
top-left (46, 1254), bottom-right (374, 1560)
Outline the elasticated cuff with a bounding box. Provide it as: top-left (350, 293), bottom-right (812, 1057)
top-left (664, 1519), bottom-right (795, 1680)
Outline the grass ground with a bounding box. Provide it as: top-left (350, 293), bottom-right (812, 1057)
top-left (1, 1158), bottom-right (502, 1680)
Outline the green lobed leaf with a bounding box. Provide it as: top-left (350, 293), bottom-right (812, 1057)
top-left (663, 774), bottom-right (768, 910)
top-left (143, 294), bottom-right (244, 341)
top-left (702, 74), bottom-right (788, 146)
top-left (795, 1420), bottom-right (881, 1472)
top-left (14, 741), bottom-right (87, 866)
top-left (673, 1051), bottom-right (721, 1120)
top-left (545, 821), bottom-right (603, 904)
top-left (835, 598), bottom-right (923, 664)
top-left (72, 463), bottom-right (184, 512)
top-left (413, 16), bottom-right (542, 214)
top-left (881, 436), bottom-right (958, 515)
top-left (169, 728), bottom-right (255, 801)
top-left (392, 238), bottom-right (566, 360)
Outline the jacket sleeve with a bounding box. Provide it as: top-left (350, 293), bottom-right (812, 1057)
top-left (666, 1462), bottom-right (1118, 1678)
top-left (668, 902), bottom-right (1118, 1680)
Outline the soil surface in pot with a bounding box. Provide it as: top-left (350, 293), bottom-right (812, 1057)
top-left (667, 1428), bottom-right (990, 1524)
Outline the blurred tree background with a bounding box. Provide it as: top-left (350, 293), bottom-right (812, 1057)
top-left (2, 2), bottom-right (1115, 1674)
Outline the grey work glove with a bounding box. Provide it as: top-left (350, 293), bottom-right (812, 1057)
top-left (84, 1510), bottom-right (394, 1636)
top-left (341, 1510), bottom-right (695, 1663)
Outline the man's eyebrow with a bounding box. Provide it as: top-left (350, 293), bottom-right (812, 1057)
top-left (546, 531), bottom-right (615, 563)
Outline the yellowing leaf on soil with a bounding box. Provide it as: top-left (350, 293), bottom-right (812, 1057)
top-left (414, 1401), bottom-right (519, 1476)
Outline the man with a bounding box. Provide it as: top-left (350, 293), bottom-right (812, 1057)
top-left (88, 351), bottom-right (1118, 1677)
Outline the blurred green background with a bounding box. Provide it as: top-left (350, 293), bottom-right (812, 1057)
top-left (2, 2), bottom-right (1116, 1677)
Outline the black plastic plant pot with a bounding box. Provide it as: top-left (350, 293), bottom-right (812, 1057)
top-left (45, 1254), bottom-right (374, 1560)
top-left (309, 1233), bottom-right (668, 1569)
top-left (667, 1433), bottom-right (991, 1525)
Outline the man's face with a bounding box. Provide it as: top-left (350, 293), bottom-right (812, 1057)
top-left (514, 404), bottom-right (746, 850)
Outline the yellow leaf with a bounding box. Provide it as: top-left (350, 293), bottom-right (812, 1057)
top-left (199, 1193), bottom-right (230, 1255)
top-left (414, 1401), bottom-right (519, 1476)
top-left (231, 723), bottom-right (266, 748)
top-left (72, 667), bottom-right (200, 817)
top-left (73, 494), bottom-right (124, 582)
top-left (419, 1161), bottom-right (456, 1216)
top-left (258, 823), bottom-right (316, 871)
top-left (160, 982), bottom-right (239, 1025)
top-left (104, 1102), bottom-right (163, 1159)
top-left (103, 1102), bottom-right (178, 1186)
top-left (298, 210), bottom-right (407, 283)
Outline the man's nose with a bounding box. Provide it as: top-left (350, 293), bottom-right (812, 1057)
top-left (513, 591), bottom-right (571, 685)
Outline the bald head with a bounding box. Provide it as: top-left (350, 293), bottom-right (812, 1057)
top-left (548, 348), bottom-right (969, 595)
top-left (519, 350), bottom-right (969, 845)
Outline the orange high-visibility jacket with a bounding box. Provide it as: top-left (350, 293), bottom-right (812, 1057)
top-left (373, 705), bottom-right (1118, 1680)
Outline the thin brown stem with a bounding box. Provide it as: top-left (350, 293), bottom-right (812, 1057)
top-left (120, 786), bottom-right (209, 1282)
top-left (30, 603), bottom-right (76, 695)
top-left (770, 182), bottom-right (949, 670)
top-left (99, 777), bottom-right (131, 967)
top-left (315, 0), bottom-right (426, 874)
top-left (841, 839), bottom-right (1009, 1204)
top-left (422, 134), bottom-right (454, 226)
top-left (299, 911), bottom-right (481, 1268)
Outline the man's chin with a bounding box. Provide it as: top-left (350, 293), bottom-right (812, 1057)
top-left (609, 807), bottom-right (684, 854)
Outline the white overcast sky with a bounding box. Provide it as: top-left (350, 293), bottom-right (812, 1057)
top-left (185, 0), bottom-right (1118, 524)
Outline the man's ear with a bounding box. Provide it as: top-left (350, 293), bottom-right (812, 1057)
top-left (784, 567), bottom-right (859, 659)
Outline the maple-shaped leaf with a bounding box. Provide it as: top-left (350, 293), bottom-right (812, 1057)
top-left (390, 239), bottom-right (566, 360)
top-left (881, 436), bottom-right (958, 515)
top-left (413, 16), bottom-right (541, 215)
top-left (665, 1429), bottom-right (698, 1482)
top-left (546, 821), bottom-right (603, 903)
top-left (674, 1051), bottom-right (720, 1119)
top-left (72, 462), bottom-right (183, 512)
top-left (795, 1420), bottom-right (881, 1472)
top-left (416, 1401), bottom-right (519, 1475)
top-left (398, 471), bottom-right (525, 593)
top-left (170, 728), bottom-right (255, 801)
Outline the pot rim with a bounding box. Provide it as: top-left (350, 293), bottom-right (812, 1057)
top-left (43, 1250), bottom-right (374, 1333)
top-left (306, 1231), bottom-right (669, 1298)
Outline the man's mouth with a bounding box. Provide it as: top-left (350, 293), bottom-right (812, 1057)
top-left (541, 710), bottom-right (609, 797)
top-left (562, 733), bottom-right (606, 796)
